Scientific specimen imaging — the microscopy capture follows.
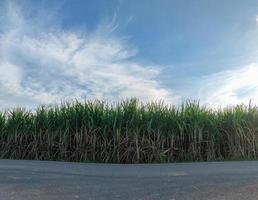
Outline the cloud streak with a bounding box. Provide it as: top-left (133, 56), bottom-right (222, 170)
top-left (0, 1), bottom-right (176, 108)
top-left (198, 63), bottom-right (258, 107)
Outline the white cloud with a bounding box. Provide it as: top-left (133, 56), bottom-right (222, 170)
top-left (0, 1), bottom-right (177, 108)
top-left (198, 63), bottom-right (258, 107)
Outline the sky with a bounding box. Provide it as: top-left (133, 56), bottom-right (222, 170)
top-left (0, 0), bottom-right (258, 109)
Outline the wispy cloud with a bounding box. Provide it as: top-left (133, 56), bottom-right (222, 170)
top-left (198, 63), bottom-right (258, 107)
top-left (0, 1), bottom-right (177, 108)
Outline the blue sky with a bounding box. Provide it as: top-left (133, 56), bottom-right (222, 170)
top-left (0, 0), bottom-right (258, 108)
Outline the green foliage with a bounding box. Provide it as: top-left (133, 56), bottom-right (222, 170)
top-left (1, 99), bottom-right (258, 163)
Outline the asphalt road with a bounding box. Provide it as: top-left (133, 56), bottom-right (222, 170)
top-left (0, 160), bottom-right (258, 200)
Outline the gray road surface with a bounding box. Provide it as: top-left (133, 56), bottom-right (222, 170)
top-left (0, 159), bottom-right (258, 200)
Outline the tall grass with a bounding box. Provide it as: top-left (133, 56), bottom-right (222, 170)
top-left (1, 99), bottom-right (258, 163)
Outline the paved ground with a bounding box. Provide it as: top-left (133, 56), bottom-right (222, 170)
top-left (0, 160), bottom-right (258, 200)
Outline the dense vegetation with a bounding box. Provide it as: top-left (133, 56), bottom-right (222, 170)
top-left (0, 99), bottom-right (258, 163)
